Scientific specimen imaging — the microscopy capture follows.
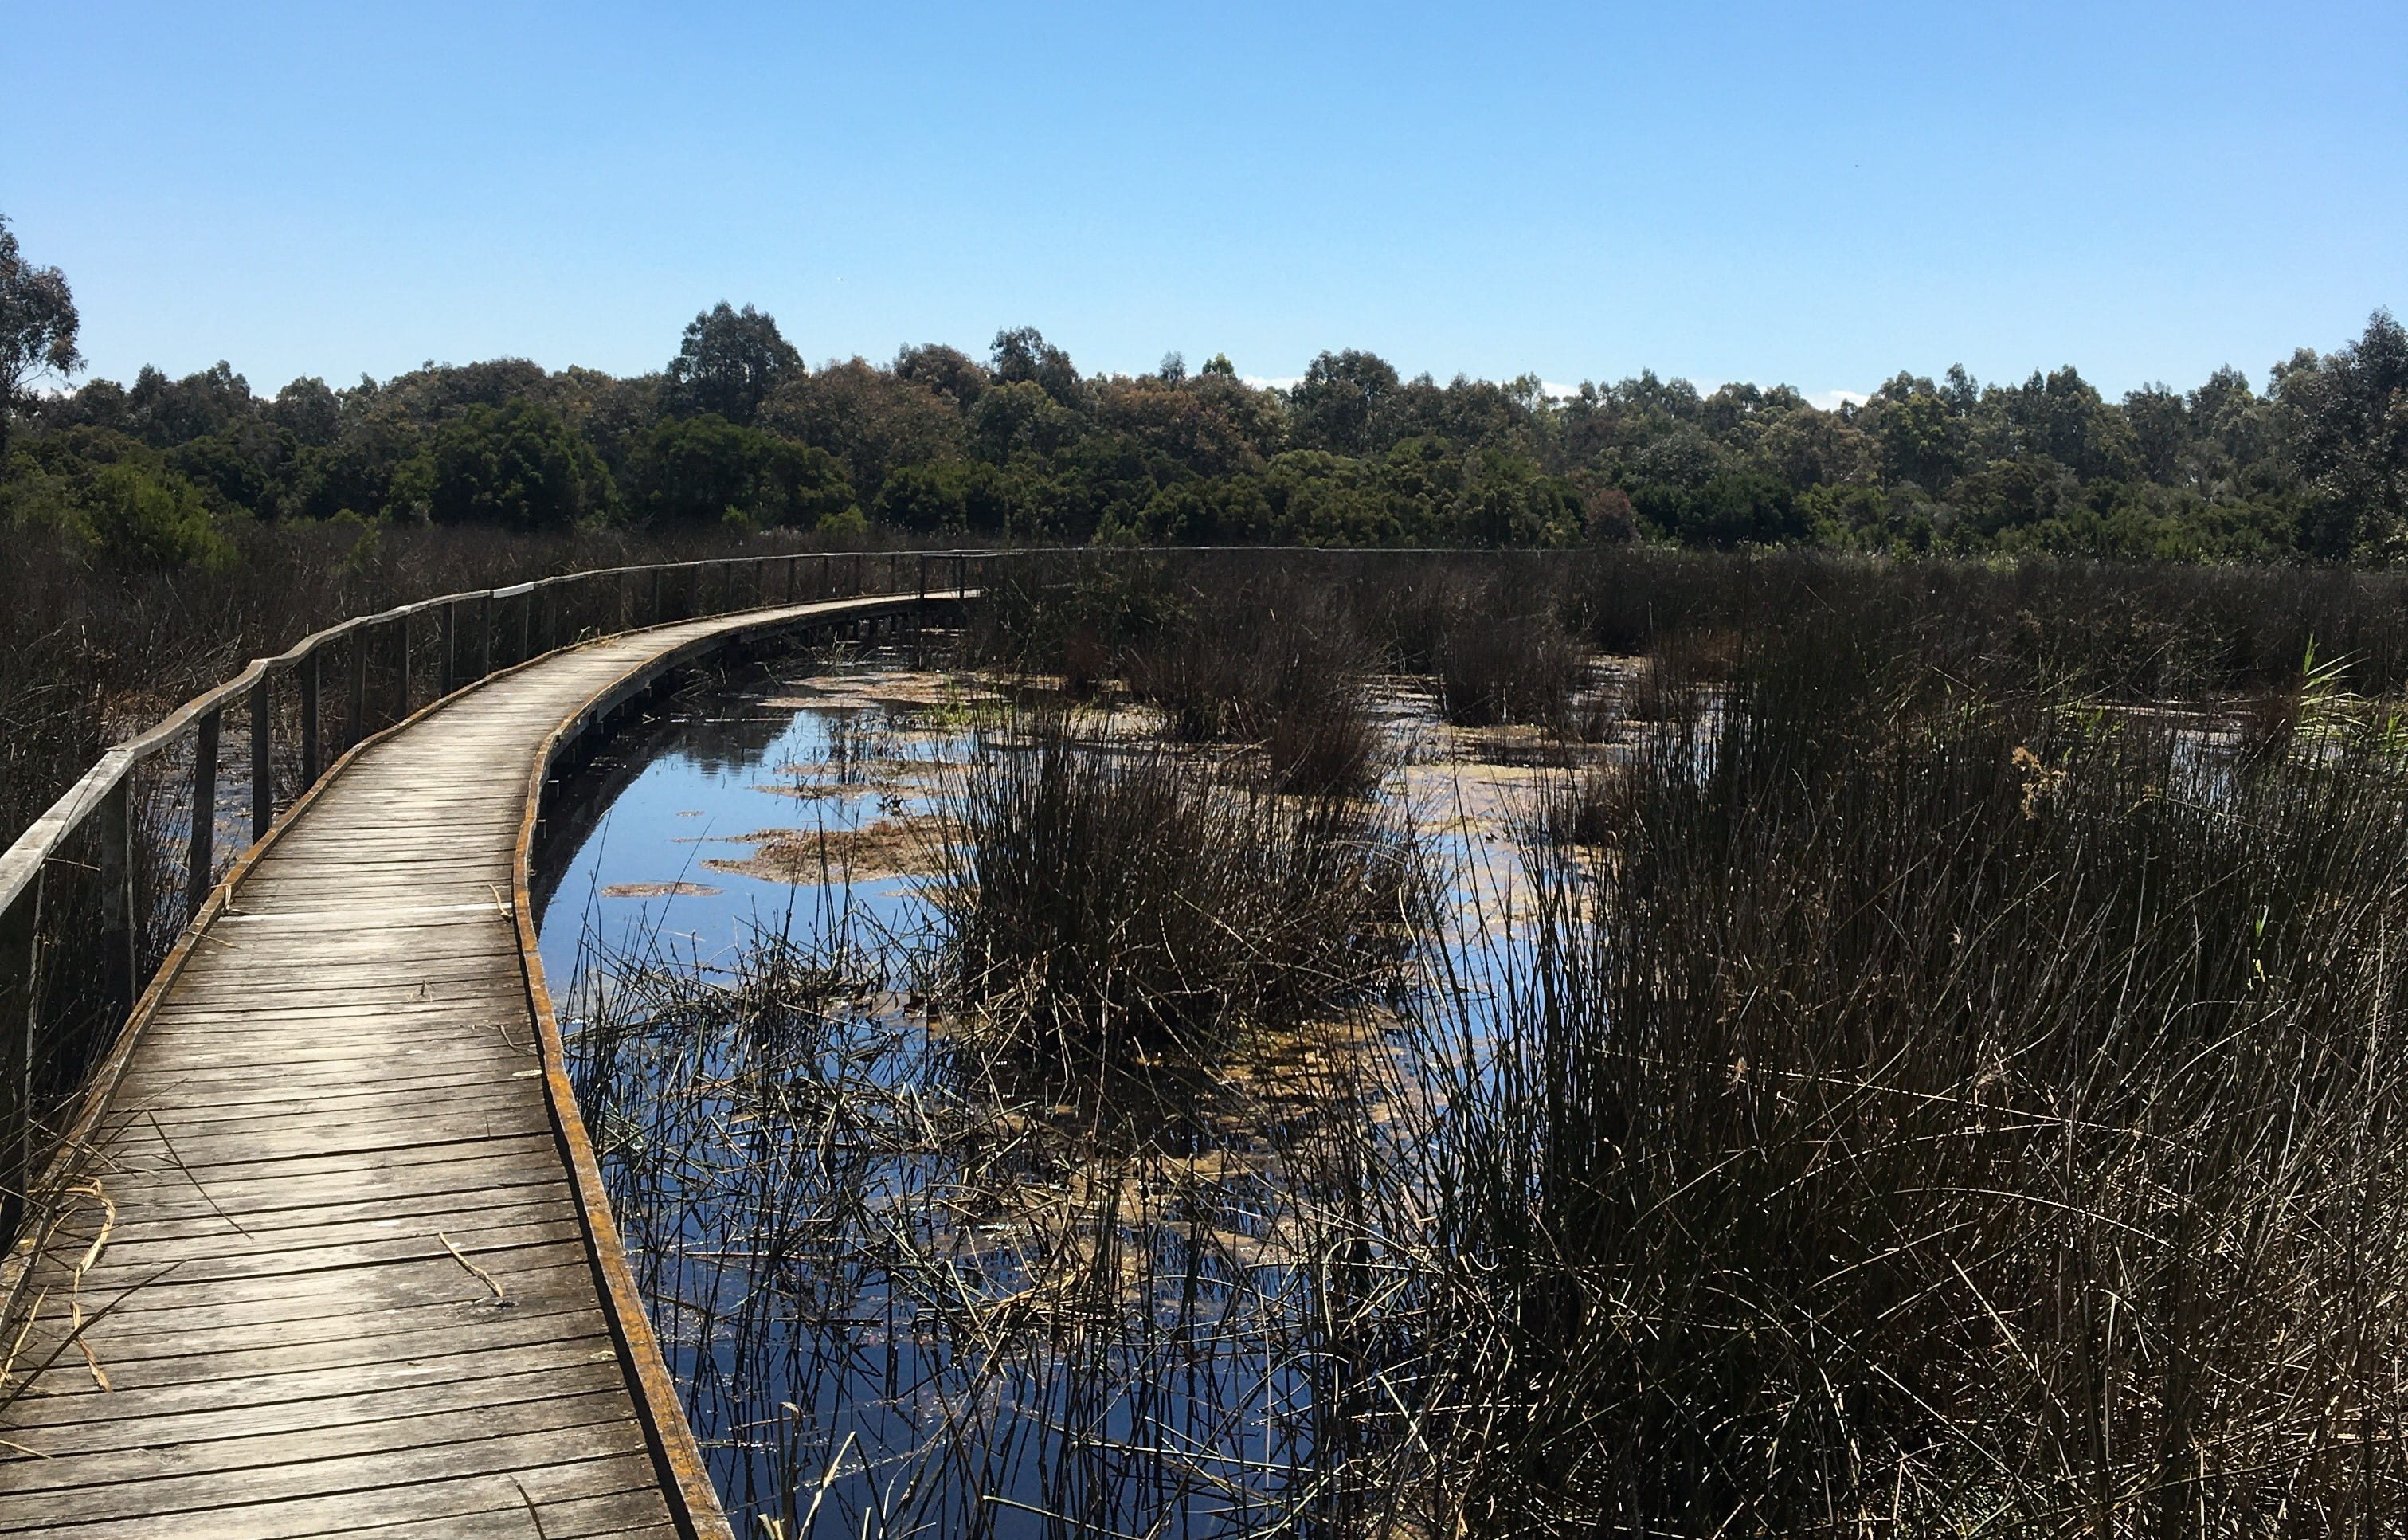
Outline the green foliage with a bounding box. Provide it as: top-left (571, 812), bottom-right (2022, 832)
top-left (1, 428), bottom-right (234, 568)
top-left (873, 458), bottom-right (1020, 535)
top-left (0, 213), bottom-right (80, 461)
top-left (759, 358), bottom-right (965, 496)
top-left (80, 461), bottom-right (235, 568)
top-left (2277, 309), bottom-right (2408, 559)
top-left (401, 399), bottom-right (616, 530)
top-left (663, 302), bottom-right (801, 426)
top-left (626, 413), bottom-right (852, 527)
top-left (1288, 348), bottom-right (1401, 456)
top-left (988, 326), bottom-right (1083, 407)
top-left (812, 505), bottom-right (869, 544)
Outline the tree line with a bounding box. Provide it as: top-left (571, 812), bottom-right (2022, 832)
top-left (4, 216), bottom-right (2403, 566)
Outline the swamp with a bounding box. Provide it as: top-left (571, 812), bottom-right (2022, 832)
top-left (529, 549), bottom-right (2408, 1537)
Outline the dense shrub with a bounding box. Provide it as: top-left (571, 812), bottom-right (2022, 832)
top-left (397, 399), bottom-right (616, 529)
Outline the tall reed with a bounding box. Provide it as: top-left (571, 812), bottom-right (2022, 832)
top-left (932, 714), bottom-right (1423, 1071)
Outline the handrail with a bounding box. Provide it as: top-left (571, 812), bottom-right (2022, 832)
top-left (0, 550), bottom-right (1003, 916)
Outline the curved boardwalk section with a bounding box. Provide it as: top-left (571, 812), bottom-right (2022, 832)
top-left (0, 598), bottom-right (922, 1538)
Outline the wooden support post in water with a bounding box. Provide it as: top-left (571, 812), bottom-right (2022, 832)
top-left (301, 651), bottom-right (321, 784)
top-left (0, 881), bottom-right (37, 1244)
top-left (251, 672), bottom-right (273, 841)
top-left (347, 631), bottom-right (367, 750)
top-left (188, 707), bottom-right (221, 921)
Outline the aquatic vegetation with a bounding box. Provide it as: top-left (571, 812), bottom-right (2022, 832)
top-left (931, 711), bottom-right (1426, 1069)
top-left (542, 561), bottom-right (2408, 1536)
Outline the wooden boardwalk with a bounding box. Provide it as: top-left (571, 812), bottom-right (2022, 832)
top-left (0, 595), bottom-right (934, 1538)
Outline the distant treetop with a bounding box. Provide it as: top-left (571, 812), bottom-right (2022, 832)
top-left (664, 303), bottom-right (802, 427)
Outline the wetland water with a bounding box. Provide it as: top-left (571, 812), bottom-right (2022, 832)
top-left (531, 650), bottom-right (1575, 1536)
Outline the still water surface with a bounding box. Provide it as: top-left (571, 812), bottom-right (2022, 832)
top-left (531, 652), bottom-right (1549, 1535)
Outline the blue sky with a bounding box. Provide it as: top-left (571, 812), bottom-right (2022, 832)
top-left (6, 2), bottom-right (2402, 402)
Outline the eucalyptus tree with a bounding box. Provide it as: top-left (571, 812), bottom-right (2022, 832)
top-left (0, 214), bottom-right (80, 459)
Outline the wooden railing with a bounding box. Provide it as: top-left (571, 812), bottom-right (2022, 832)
top-left (0, 547), bottom-right (1000, 1242)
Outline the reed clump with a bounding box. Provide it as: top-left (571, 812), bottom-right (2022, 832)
top-left (1400, 619), bottom-right (2408, 1535)
top-left (932, 714), bottom-right (1422, 1070)
top-left (1368, 569), bottom-right (1588, 732)
top-left (1123, 575), bottom-right (1388, 796)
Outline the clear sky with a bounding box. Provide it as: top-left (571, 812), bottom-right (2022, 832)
top-left (6, 2), bottom-right (2402, 403)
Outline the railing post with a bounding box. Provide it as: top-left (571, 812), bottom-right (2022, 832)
top-left (819, 553), bottom-right (830, 599)
top-left (395, 613), bottom-right (412, 721)
top-left (301, 651), bottom-right (321, 784)
top-left (650, 568), bottom-right (664, 625)
top-left (516, 591), bottom-right (531, 667)
top-left (786, 554), bottom-right (800, 604)
top-left (188, 707), bottom-right (221, 921)
top-left (918, 553), bottom-right (928, 599)
top-left (479, 594), bottom-right (495, 679)
top-left (99, 778), bottom-right (135, 1019)
top-left (441, 601), bottom-right (460, 696)
top-left (0, 880), bottom-right (37, 1242)
top-left (250, 672), bottom-right (273, 841)
top-left (347, 631), bottom-right (368, 750)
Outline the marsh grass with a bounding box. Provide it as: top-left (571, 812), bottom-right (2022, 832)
top-left (931, 712), bottom-right (1424, 1072)
top-left (1395, 622), bottom-right (2408, 1535)
top-left (546, 551), bottom-right (2408, 1537)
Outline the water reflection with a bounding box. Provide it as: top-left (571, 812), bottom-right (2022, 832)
top-left (533, 657), bottom-right (1560, 1537)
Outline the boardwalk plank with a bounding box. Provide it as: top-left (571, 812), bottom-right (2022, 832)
top-left (0, 1386), bottom-right (642, 1495)
top-left (0, 1356), bottom-right (617, 1459)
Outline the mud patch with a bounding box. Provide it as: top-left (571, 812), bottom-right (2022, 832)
top-left (704, 817), bottom-right (947, 884)
top-left (600, 880), bottom-right (724, 899)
